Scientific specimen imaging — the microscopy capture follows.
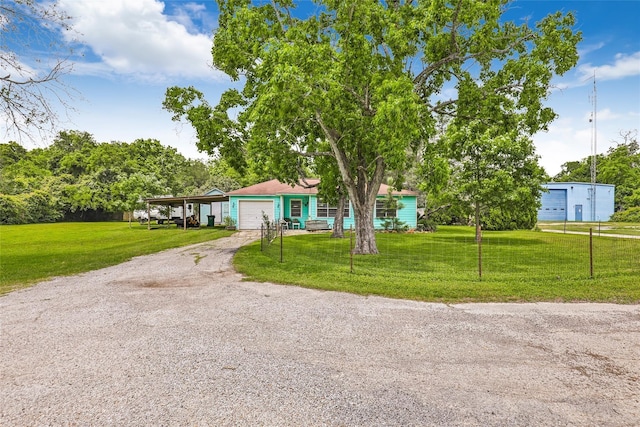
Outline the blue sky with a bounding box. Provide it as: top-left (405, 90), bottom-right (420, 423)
top-left (6, 0), bottom-right (640, 177)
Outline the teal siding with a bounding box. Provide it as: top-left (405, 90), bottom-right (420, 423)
top-left (399, 196), bottom-right (418, 227)
top-left (306, 195), bottom-right (417, 229)
top-left (232, 194), bottom-right (417, 229)
top-left (307, 196), bottom-right (356, 229)
top-left (281, 195), bottom-right (311, 224)
top-left (373, 196), bottom-right (417, 229)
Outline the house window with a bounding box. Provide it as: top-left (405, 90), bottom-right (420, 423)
top-left (290, 199), bottom-right (302, 217)
top-left (375, 199), bottom-right (397, 218)
top-left (317, 201), bottom-right (350, 218)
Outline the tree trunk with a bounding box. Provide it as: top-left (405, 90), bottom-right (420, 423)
top-left (331, 194), bottom-right (346, 238)
top-left (352, 205), bottom-right (378, 254)
top-left (475, 202), bottom-right (481, 243)
top-left (341, 176), bottom-right (384, 255)
top-left (316, 113), bottom-right (384, 254)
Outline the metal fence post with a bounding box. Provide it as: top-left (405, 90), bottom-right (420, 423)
top-left (280, 223), bottom-right (283, 263)
top-left (478, 226), bottom-right (483, 279)
top-left (590, 227), bottom-right (594, 278)
top-left (350, 224), bottom-right (354, 274)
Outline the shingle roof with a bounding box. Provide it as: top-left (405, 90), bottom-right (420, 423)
top-left (227, 179), bottom-right (417, 196)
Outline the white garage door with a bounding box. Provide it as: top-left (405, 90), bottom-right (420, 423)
top-left (238, 200), bottom-right (274, 230)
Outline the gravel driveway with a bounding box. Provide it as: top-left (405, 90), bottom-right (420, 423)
top-left (1, 231), bottom-right (639, 426)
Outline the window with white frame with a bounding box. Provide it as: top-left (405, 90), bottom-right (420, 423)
top-left (316, 201), bottom-right (350, 218)
top-left (375, 199), bottom-right (397, 218)
top-left (290, 199), bottom-right (302, 217)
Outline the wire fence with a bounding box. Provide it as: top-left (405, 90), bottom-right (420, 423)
top-left (260, 225), bottom-right (640, 282)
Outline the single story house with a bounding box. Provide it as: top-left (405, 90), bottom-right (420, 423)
top-left (226, 179), bottom-right (418, 230)
top-left (538, 182), bottom-right (615, 222)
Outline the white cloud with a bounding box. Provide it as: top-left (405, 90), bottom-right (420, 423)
top-left (168, 2), bottom-right (209, 33)
top-left (59, 0), bottom-right (224, 82)
top-left (597, 108), bottom-right (620, 122)
top-left (577, 42), bottom-right (605, 59)
top-left (533, 107), bottom-right (636, 177)
top-left (582, 107), bottom-right (621, 123)
top-left (577, 51), bottom-right (640, 82)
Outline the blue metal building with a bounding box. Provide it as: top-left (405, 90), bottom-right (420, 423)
top-left (538, 182), bottom-right (615, 222)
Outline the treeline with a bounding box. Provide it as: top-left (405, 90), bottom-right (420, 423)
top-left (0, 131), bottom-right (254, 224)
top-left (553, 131), bottom-right (640, 222)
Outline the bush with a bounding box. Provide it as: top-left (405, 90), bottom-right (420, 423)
top-left (0, 194), bottom-right (28, 224)
top-left (0, 191), bottom-right (64, 224)
top-left (610, 207), bottom-right (640, 222)
top-left (417, 217), bottom-right (437, 232)
top-left (482, 207), bottom-right (537, 231)
top-left (23, 190), bottom-right (63, 223)
top-left (381, 217), bottom-right (408, 232)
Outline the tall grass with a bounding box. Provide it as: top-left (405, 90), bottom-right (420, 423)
top-left (0, 222), bottom-right (233, 294)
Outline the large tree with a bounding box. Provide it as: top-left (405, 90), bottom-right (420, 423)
top-left (164, 0), bottom-right (580, 254)
top-left (1, 0), bottom-right (77, 142)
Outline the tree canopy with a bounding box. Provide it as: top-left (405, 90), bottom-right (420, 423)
top-left (431, 121), bottom-right (546, 232)
top-left (0, 131), bottom-right (243, 224)
top-left (164, 0), bottom-right (581, 253)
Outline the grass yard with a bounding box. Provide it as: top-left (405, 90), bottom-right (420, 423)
top-left (0, 222), bottom-right (234, 294)
top-left (537, 221), bottom-right (640, 236)
top-left (235, 226), bottom-right (640, 303)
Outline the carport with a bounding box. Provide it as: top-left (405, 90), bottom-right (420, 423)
top-left (144, 195), bottom-right (229, 230)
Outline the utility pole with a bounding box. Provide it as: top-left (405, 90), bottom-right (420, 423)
top-left (589, 72), bottom-right (597, 221)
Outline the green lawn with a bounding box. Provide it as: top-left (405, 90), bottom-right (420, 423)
top-left (235, 226), bottom-right (640, 303)
top-left (3, 223), bottom-right (638, 303)
top-left (0, 222), bottom-right (234, 294)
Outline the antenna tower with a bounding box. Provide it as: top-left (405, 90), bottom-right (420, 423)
top-left (590, 73), bottom-right (597, 221)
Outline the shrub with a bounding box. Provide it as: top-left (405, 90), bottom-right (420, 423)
top-left (482, 208), bottom-right (537, 231)
top-left (610, 207), bottom-right (640, 222)
top-left (0, 192), bottom-right (64, 224)
top-left (23, 190), bottom-right (63, 223)
top-left (417, 217), bottom-right (437, 232)
top-left (0, 194), bottom-right (28, 224)
top-left (382, 217), bottom-right (408, 232)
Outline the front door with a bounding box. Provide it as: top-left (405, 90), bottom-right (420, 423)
top-left (575, 204), bottom-right (583, 221)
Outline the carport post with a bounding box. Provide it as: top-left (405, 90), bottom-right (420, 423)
top-left (147, 202), bottom-right (150, 230)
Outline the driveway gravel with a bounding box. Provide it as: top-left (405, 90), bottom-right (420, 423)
top-left (1, 231), bottom-right (639, 426)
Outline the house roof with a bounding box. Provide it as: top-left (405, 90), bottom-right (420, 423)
top-left (227, 179), bottom-right (417, 196)
top-left (204, 188), bottom-right (225, 196)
